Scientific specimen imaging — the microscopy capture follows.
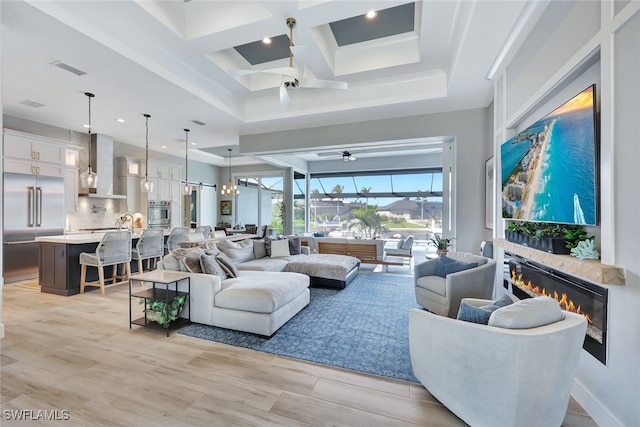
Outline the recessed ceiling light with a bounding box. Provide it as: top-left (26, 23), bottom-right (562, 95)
top-left (82, 124), bottom-right (90, 128)
top-left (365, 10), bottom-right (377, 19)
top-left (161, 145), bottom-right (167, 149)
top-left (115, 118), bottom-right (125, 123)
top-left (262, 37), bottom-right (272, 45)
top-left (191, 142), bottom-right (197, 146)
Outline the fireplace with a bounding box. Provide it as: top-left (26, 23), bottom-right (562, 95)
top-left (504, 253), bottom-right (608, 364)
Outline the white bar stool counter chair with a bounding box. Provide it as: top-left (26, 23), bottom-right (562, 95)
top-left (131, 228), bottom-right (164, 274)
top-left (80, 230), bottom-right (132, 296)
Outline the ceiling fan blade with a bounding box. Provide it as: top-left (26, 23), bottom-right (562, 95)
top-left (290, 45), bottom-right (308, 84)
top-left (301, 78), bottom-right (348, 90)
top-left (229, 66), bottom-right (299, 80)
top-left (279, 83), bottom-right (291, 107)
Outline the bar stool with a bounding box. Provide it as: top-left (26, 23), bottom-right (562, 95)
top-left (131, 228), bottom-right (164, 274)
top-left (194, 225), bottom-right (212, 237)
top-left (79, 231), bottom-right (132, 296)
top-left (165, 227), bottom-right (190, 253)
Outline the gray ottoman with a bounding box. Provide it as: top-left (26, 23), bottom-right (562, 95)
top-left (285, 254), bottom-right (360, 289)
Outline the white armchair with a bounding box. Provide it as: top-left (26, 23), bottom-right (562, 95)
top-left (409, 302), bottom-right (588, 427)
top-left (414, 252), bottom-right (497, 317)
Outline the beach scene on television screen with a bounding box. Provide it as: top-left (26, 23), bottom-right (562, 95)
top-left (501, 85), bottom-right (597, 225)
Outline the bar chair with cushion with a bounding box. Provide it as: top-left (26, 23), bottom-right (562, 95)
top-left (131, 228), bottom-right (164, 274)
top-left (165, 227), bottom-right (190, 253)
top-left (80, 230), bottom-right (132, 296)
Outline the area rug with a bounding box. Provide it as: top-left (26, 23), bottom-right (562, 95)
top-left (179, 273), bottom-right (420, 383)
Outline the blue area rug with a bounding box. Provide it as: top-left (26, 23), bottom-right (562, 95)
top-left (179, 273), bottom-right (420, 383)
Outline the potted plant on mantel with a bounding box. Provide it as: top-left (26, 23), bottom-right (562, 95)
top-left (505, 221), bottom-right (591, 255)
top-left (428, 234), bottom-right (454, 256)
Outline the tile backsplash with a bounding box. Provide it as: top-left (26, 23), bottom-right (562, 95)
top-left (67, 197), bottom-right (143, 231)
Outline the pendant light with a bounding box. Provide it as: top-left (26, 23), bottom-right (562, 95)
top-left (183, 129), bottom-right (192, 195)
top-left (80, 92), bottom-right (98, 188)
top-left (140, 114), bottom-right (154, 193)
top-left (221, 148), bottom-right (239, 196)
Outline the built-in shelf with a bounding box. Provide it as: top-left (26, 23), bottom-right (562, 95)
top-left (494, 238), bottom-right (625, 286)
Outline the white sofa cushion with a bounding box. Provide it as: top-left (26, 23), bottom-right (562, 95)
top-left (253, 239), bottom-right (267, 259)
top-left (184, 232), bottom-right (205, 241)
top-left (489, 296), bottom-right (562, 329)
top-left (237, 258), bottom-right (290, 272)
top-left (215, 272), bottom-right (309, 313)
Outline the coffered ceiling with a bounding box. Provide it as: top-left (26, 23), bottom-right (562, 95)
top-left (1, 0), bottom-right (535, 166)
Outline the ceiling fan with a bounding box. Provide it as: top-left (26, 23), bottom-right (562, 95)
top-left (229, 17), bottom-right (348, 106)
top-left (317, 150), bottom-right (360, 161)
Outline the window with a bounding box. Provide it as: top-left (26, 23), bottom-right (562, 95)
top-left (307, 169), bottom-right (443, 238)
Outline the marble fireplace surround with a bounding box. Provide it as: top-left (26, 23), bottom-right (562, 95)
top-left (494, 238), bottom-right (625, 286)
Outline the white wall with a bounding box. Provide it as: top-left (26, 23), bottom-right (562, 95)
top-left (493, 2), bottom-right (640, 425)
top-left (240, 108), bottom-right (490, 253)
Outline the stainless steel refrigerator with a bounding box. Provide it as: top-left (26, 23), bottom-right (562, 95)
top-left (3, 172), bottom-right (65, 282)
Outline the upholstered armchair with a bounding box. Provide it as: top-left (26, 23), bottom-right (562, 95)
top-left (414, 252), bottom-right (497, 317)
top-left (409, 301), bottom-right (587, 427)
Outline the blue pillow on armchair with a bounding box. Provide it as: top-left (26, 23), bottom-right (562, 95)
top-left (456, 293), bottom-right (514, 324)
top-left (435, 255), bottom-right (479, 278)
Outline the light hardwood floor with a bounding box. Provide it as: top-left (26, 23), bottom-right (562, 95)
top-left (1, 280), bottom-right (597, 426)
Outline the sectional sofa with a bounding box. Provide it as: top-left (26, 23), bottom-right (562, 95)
top-left (158, 237), bottom-right (360, 335)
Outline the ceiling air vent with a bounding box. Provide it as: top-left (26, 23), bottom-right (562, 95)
top-left (191, 119), bottom-right (206, 126)
top-left (50, 60), bottom-right (87, 76)
top-left (19, 100), bottom-right (45, 108)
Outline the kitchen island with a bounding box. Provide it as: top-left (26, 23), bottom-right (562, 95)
top-left (35, 230), bottom-right (156, 296)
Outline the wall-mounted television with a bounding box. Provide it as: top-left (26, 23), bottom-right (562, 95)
top-left (501, 84), bottom-right (598, 226)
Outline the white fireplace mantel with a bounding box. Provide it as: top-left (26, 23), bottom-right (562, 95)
top-left (495, 238), bottom-right (625, 286)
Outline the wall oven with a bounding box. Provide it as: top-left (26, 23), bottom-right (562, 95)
top-left (148, 200), bottom-right (171, 228)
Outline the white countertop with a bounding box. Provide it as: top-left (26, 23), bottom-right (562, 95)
top-left (36, 229), bottom-right (170, 244)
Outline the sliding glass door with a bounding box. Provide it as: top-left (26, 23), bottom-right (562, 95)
top-left (235, 173), bottom-right (284, 235)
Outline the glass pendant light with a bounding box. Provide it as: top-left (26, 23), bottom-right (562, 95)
top-left (80, 92), bottom-right (98, 188)
top-left (221, 148), bottom-right (240, 196)
top-left (140, 114), bottom-right (154, 193)
top-left (183, 129), bottom-right (192, 195)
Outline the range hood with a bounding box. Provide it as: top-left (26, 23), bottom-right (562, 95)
top-left (78, 133), bottom-right (126, 199)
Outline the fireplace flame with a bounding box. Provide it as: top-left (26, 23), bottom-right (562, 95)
top-left (511, 271), bottom-right (592, 323)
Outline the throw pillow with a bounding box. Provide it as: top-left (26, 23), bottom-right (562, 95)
top-left (170, 247), bottom-right (205, 272)
top-left (161, 253), bottom-right (181, 271)
top-left (182, 250), bottom-right (204, 273)
top-left (215, 252), bottom-right (238, 278)
top-left (253, 239), bottom-right (267, 259)
top-left (489, 296), bottom-right (562, 329)
top-left (435, 255), bottom-right (479, 278)
top-left (288, 236), bottom-right (302, 255)
top-left (270, 238), bottom-right (291, 257)
top-left (264, 236), bottom-right (284, 257)
top-left (184, 232), bottom-right (205, 242)
top-left (217, 238), bottom-right (254, 263)
top-left (200, 254), bottom-right (228, 279)
top-left (456, 294), bottom-right (514, 324)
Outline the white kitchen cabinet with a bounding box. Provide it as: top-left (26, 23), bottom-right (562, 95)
top-left (170, 166), bottom-right (181, 181)
top-left (4, 157), bottom-right (64, 178)
top-left (3, 130), bottom-right (65, 165)
top-left (65, 167), bottom-right (78, 213)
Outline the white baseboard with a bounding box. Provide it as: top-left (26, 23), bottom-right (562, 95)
top-left (572, 378), bottom-right (622, 427)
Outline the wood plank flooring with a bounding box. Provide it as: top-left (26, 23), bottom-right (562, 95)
top-left (1, 280), bottom-right (597, 426)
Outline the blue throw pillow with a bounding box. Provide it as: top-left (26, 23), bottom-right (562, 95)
top-left (435, 255), bottom-right (479, 278)
top-left (456, 294), bottom-right (514, 324)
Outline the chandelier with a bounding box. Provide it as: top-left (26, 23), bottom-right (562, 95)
top-left (183, 129), bottom-right (192, 195)
top-left (80, 92), bottom-right (98, 188)
top-left (221, 148), bottom-right (239, 196)
top-left (140, 114), bottom-right (154, 193)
